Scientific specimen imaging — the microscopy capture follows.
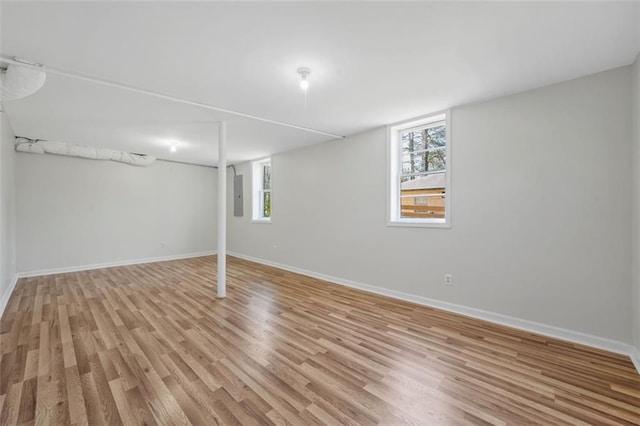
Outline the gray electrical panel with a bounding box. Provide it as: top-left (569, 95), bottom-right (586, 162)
top-left (234, 175), bottom-right (243, 217)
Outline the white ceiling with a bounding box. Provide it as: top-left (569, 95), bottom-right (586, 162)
top-left (1, 1), bottom-right (639, 166)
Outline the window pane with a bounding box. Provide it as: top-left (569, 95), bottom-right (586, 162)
top-left (400, 178), bottom-right (446, 219)
top-left (402, 153), bottom-right (445, 174)
top-left (402, 152), bottom-right (429, 174)
top-left (425, 125), bottom-right (446, 149)
top-left (262, 191), bottom-right (271, 218)
top-left (401, 130), bottom-right (426, 152)
top-left (262, 164), bottom-right (271, 190)
top-left (401, 124), bottom-right (446, 152)
top-left (428, 150), bottom-right (446, 171)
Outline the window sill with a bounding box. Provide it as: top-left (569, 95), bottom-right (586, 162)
top-left (252, 219), bottom-right (271, 224)
top-left (387, 219), bottom-right (450, 229)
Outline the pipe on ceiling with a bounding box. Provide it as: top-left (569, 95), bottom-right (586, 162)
top-left (15, 137), bottom-right (157, 167)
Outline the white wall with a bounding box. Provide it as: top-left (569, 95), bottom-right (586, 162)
top-left (16, 154), bottom-right (217, 273)
top-left (632, 54), bottom-right (640, 356)
top-left (0, 112), bottom-right (17, 309)
top-left (229, 67), bottom-right (633, 344)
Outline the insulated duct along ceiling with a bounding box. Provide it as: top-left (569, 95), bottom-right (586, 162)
top-left (0, 63), bottom-right (46, 102)
top-left (15, 137), bottom-right (156, 167)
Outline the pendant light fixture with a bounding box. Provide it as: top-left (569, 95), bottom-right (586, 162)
top-left (0, 59), bottom-right (47, 109)
top-left (297, 67), bottom-right (311, 91)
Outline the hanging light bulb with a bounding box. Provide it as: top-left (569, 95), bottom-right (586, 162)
top-left (297, 67), bottom-right (311, 91)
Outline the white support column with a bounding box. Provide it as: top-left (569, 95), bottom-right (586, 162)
top-left (217, 121), bottom-right (227, 298)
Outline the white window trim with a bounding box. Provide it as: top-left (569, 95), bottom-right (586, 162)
top-left (387, 110), bottom-right (451, 228)
top-left (252, 158), bottom-right (272, 223)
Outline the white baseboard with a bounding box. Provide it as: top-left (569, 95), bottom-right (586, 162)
top-left (228, 251), bottom-right (638, 369)
top-left (631, 347), bottom-right (640, 375)
top-left (16, 250), bottom-right (217, 279)
top-left (0, 274), bottom-right (19, 319)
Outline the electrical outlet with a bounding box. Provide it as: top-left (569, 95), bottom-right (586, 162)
top-left (444, 274), bottom-right (453, 286)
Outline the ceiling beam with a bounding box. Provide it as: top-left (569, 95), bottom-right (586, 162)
top-left (0, 55), bottom-right (346, 140)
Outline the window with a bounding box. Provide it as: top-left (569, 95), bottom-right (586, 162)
top-left (388, 112), bottom-right (450, 227)
top-left (252, 158), bottom-right (272, 222)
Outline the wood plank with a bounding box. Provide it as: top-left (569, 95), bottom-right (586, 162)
top-left (400, 204), bottom-right (445, 212)
top-left (400, 212), bottom-right (445, 219)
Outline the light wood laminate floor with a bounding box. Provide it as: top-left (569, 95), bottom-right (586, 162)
top-left (1, 255), bottom-right (639, 425)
